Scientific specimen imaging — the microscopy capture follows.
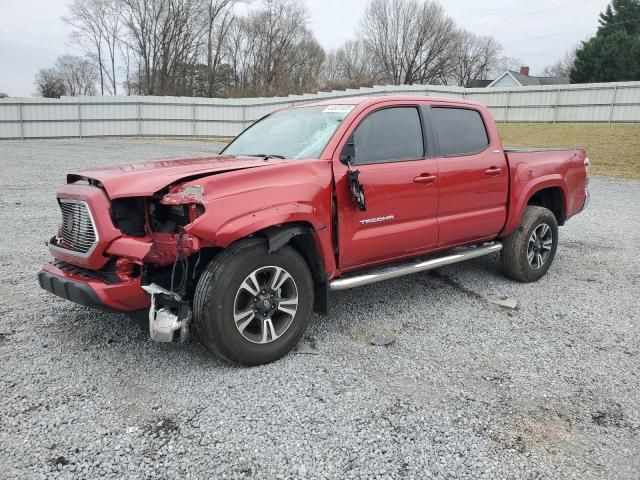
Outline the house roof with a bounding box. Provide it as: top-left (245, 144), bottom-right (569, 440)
top-left (508, 71), bottom-right (541, 86)
top-left (537, 76), bottom-right (571, 85)
top-left (486, 70), bottom-right (570, 88)
top-left (467, 79), bottom-right (493, 88)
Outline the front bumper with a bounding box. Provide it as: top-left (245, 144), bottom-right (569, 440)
top-left (38, 262), bottom-right (150, 313)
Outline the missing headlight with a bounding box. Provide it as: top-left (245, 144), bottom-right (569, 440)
top-left (111, 198), bottom-right (146, 236)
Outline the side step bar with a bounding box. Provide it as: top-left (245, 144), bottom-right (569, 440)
top-left (329, 242), bottom-right (503, 291)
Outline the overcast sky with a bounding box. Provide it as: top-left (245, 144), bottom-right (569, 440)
top-left (0, 0), bottom-right (611, 97)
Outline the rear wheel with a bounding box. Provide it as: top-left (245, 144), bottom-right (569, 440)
top-left (193, 238), bottom-right (313, 366)
top-left (501, 206), bottom-right (558, 283)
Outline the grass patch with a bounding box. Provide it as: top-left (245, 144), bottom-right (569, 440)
top-left (497, 123), bottom-right (640, 180)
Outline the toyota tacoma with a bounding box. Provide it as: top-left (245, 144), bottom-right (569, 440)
top-left (39, 96), bottom-right (590, 365)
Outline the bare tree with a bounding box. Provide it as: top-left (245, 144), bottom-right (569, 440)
top-left (55, 55), bottom-right (99, 95)
top-left (35, 69), bottom-right (67, 98)
top-left (119, 0), bottom-right (206, 96)
top-left (360, 0), bottom-right (456, 85)
top-left (99, 0), bottom-right (123, 95)
top-left (245, 0), bottom-right (308, 95)
top-left (542, 48), bottom-right (577, 78)
top-left (55, 0), bottom-right (511, 98)
top-left (225, 18), bottom-right (252, 94)
top-left (118, 37), bottom-right (134, 94)
top-left (445, 31), bottom-right (502, 86)
top-left (0, 92), bottom-right (8, 98)
top-left (64, 0), bottom-right (121, 95)
top-left (323, 39), bottom-right (379, 87)
top-left (493, 55), bottom-right (523, 76)
top-left (288, 30), bottom-right (326, 92)
top-left (225, 0), bottom-right (324, 97)
top-left (202, 0), bottom-right (239, 97)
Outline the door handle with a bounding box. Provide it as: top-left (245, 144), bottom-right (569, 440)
top-left (485, 167), bottom-right (502, 176)
top-left (414, 174), bottom-right (437, 184)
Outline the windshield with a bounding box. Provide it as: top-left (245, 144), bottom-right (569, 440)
top-left (223, 105), bottom-right (355, 160)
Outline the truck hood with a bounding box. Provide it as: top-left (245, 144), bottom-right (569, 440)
top-left (68, 155), bottom-right (286, 199)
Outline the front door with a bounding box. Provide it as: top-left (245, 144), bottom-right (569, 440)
top-left (333, 105), bottom-right (439, 270)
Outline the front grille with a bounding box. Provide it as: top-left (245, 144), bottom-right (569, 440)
top-left (58, 199), bottom-right (97, 255)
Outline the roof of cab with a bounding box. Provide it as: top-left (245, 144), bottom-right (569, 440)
top-left (295, 95), bottom-right (485, 109)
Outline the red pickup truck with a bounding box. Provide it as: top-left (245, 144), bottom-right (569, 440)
top-left (39, 96), bottom-right (589, 365)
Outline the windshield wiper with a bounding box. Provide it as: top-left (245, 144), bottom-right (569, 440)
top-left (246, 153), bottom-right (286, 160)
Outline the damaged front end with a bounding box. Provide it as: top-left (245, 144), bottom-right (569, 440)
top-left (40, 180), bottom-right (212, 344)
top-left (142, 284), bottom-right (192, 343)
top-left (140, 184), bottom-right (207, 343)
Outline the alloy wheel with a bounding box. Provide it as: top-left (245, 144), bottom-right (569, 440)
top-left (527, 223), bottom-right (553, 269)
top-left (233, 266), bottom-right (299, 344)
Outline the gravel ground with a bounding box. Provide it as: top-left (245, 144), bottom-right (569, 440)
top-left (0, 139), bottom-right (639, 479)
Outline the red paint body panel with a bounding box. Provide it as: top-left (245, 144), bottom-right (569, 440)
top-left (500, 149), bottom-right (587, 237)
top-left (69, 155), bottom-right (287, 199)
top-left (335, 159), bottom-right (440, 268)
top-left (40, 95), bottom-right (588, 313)
top-left (434, 107), bottom-right (508, 247)
top-left (182, 158), bottom-right (337, 275)
top-left (330, 100), bottom-right (440, 268)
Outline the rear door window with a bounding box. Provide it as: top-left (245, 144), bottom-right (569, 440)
top-left (431, 108), bottom-right (489, 156)
top-left (351, 107), bottom-right (424, 164)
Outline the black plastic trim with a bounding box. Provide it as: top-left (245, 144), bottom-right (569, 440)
top-left (38, 270), bottom-right (111, 312)
top-left (264, 225), bottom-right (307, 253)
top-left (263, 225), bottom-right (329, 315)
top-left (420, 105), bottom-right (437, 159)
top-left (52, 260), bottom-right (120, 285)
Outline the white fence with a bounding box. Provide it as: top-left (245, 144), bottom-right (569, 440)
top-left (1, 81), bottom-right (640, 140)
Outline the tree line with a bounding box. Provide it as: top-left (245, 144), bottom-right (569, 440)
top-left (35, 0), bottom-right (520, 98)
top-left (32, 0), bottom-right (639, 99)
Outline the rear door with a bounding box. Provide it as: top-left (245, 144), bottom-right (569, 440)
top-left (429, 106), bottom-right (509, 246)
top-left (333, 104), bottom-right (439, 270)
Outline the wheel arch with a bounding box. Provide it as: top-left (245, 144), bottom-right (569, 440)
top-left (501, 176), bottom-right (569, 237)
top-left (526, 186), bottom-right (566, 226)
top-left (196, 222), bottom-right (330, 315)
top-left (259, 223), bottom-right (329, 315)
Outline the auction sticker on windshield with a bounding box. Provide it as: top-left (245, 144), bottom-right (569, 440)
top-left (323, 105), bottom-right (355, 114)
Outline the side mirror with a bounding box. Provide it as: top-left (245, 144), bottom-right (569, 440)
top-left (348, 168), bottom-right (366, 212)
top-left (340, 135), bottom-right (355, 163)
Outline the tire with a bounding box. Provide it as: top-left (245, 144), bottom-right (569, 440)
top-left (193, 237), bottom-right (314, 366)
top-left (500, 206), bottom-right (559, 283)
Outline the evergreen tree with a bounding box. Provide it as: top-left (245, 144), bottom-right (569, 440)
top-left (570, 0), bottom-right (640, 82)
top-left (599, 0), bottom-right (640, 35)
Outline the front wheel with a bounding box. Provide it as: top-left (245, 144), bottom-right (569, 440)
top-left (193, 238), bottom-right (314, 366)
top-left (500, 206), bottom-right (559, 283)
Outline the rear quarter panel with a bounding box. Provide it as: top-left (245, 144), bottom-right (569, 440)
top-left (501, 149), bottom-right (587, 237)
